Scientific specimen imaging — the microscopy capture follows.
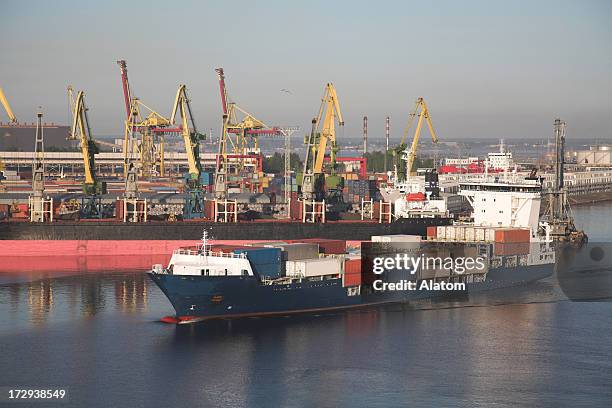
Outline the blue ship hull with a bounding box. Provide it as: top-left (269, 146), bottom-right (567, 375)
top-left (149, 263), bottom-right (553, 322)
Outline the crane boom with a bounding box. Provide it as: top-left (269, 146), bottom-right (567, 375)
top-left (301, 83), bottom-right (344, 201)
top-left (170, 85), bottom-right (202, 182)
top-left (401, 97), bottom-right (437, 177)
top-left (0, 88), bottom-right (17, 123)
top-left (215, 68), bottom-right (229, 116)
top-left (68, 88), bottom-right (105, 195)
top-left (311, 83), bottom-right (344, 174)
top-left (116, 60), bottom-right (132, 119)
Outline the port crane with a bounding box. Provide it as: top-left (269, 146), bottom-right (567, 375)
top-left (67, 86), bottom-right (109, 218)
top-left (117, 60), bottom-right (172, 178)
top-left (0, 88), bottom-right (17, 123)
top-left (215, 68), bottom-right (281, 193)
top-left (169, 84), bottom-right (206, 218)
top-left (396, 97), bottom-right (438, 179)
top-left (301, 83), bottom-right (344, 202)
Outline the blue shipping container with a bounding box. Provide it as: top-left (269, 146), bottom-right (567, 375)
top-left (233, 247), bottom-right (282, 279)
top-left (200, 172), bottom-right (212, 186)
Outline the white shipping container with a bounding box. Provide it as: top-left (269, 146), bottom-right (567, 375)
top-left (446, 226), bottom-right (456, 241)
top-left (372, 235), bottom-right (422, 243)
top-left (465, 227), bottom-right (475, 242)
top-left (285, 257), bottom-right (343, 278)
top-left (436, 226), bottom-right (446, 240)
top-left (455, 226), bottom-right (466, 242)
top-left (272, 243), bottom-right (320, 260)
top-left (474, 227), bottom-right (486, 242)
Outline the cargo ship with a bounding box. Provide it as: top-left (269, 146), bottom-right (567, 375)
top-left (0, 216), bottom-right (449, 241)
top-left (148, 233), bottom-right (554, 323)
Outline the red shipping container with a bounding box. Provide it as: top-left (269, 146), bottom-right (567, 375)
top-left (295, 238), bottom-right (346, 254)
top-left (290, 200), bottom-right (303, 220)
top-left (493, 242), bottom-right (530, 256)
top-left (209, 244), bottom-right (244, 254)
top-left (343, 272), bottom-right (361, 287)
top-left (204, 200), bottom-right (215, 219)
top-left (427, 226), bottom-right (437, 239)
top-left (343, 258), bottom-right (362, 286)
top-left (115, 200), bottom-right (124, 220)
top-left (345, 258), bottom-right (361, 273)
top-left (494, 228), bottom-right (530, 243)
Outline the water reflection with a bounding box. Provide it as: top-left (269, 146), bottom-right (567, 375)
top-left (27, 279), bottom-right (53, 324)
top-left (1, 271), bottom-right (150, 326)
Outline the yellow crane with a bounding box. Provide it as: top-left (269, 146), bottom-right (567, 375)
top-left (169, 84), bottom-right (204, 185)
top-left (67, 86), bottom-right (106, 196)
top-left (399, 97), bottom-right (438, 177)
top-left (302, 83), bottom-right (344, 200)
top-left (169, 84), bottom-right (207, 218)
top-left (0, 87), bottom-right (17, 123)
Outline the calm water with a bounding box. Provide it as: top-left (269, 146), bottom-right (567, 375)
top-left (1, 202), bottom-right (612, 408)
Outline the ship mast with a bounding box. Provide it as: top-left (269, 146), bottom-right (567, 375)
top-left (543, 118), bottom-right (585, 242)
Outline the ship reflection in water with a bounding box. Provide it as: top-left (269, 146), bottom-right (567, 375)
top-left (2, 271), bottom-right (150, 325)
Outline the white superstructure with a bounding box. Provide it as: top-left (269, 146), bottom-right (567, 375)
top-left (459, 176), bottom-right (542, 231)
top-left (486, 140), bottom-right (513, 170)
top-left (152, 233), bottom-right (254, 277)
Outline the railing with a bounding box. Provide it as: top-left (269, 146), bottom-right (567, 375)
top-left (172, 248), bottom-right (247, 259)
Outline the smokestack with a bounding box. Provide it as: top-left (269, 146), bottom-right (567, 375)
top-left (363, 116), bottom-right (368, 155)
top-left (384, 116), bottom-right (390, 172)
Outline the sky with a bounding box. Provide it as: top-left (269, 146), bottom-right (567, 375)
top-left (1, 0), bottom-right (611, 142)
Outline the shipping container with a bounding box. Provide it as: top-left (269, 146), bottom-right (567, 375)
top-left (372, 234), bottom-right (421, 243)
top-left (493, 242), bottom-right (530, 256)
top-left (344, 257), bottom-right (361, 273)
top-left (212, 244), bottom-right (250, 254)
top-left (245, 241), bottom-right (288, 247)
top-left (464, 227), bottom-right (475, 242)
top-left (270, 243), bottom-right (319, 261)
top-left (427, 226), bottom-right (437, 239)
top-left (436, 226), bottom-right (446, 240)
top-left (294, 238), bottom-right (346, 254)
top-left (494, 228), bottom-right (531, 243)
top-left (233, 247), bottom-right (282, 279)
top-left (343, 271), bottom-right (361, 287)
top-left (454, 226), bottom-right (466, 242)
top-left (115, 200), bottom-right (123, 220)
top-left (473, 227), bottom-right (485, 242)
top-left (285, 257), bottom-right (343, 278)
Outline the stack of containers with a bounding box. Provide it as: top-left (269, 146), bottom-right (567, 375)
top-left (493, 228), bottom-right (531, 255)
top-left (368, 179), bottom-right (380, 201)
top-left (345, 180), bottom-right (370, 204)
